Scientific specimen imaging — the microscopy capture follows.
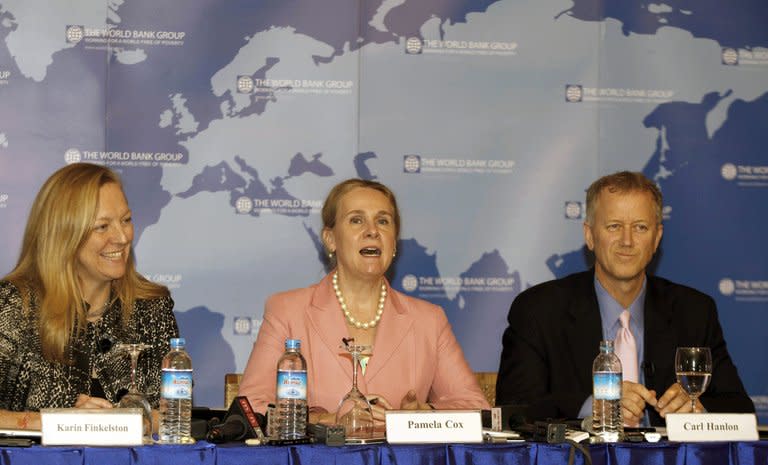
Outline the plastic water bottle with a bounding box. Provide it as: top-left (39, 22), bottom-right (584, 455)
top-left (275, 338), bottom-right (307, 439)
top-left (158, 337), bottom-right (194, 443)
top-left (592, 339), bottom-right (623, 442)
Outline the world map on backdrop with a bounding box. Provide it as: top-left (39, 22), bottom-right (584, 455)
top-left (0, 0), bottom-right (766, 417)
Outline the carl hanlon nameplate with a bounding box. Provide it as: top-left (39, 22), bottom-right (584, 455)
top-left (41, 408), bottom-right (143, 446)
top-left (385, 410), bottom-right (483, 444)
top-left (666, 413), bottom-right (758, 442)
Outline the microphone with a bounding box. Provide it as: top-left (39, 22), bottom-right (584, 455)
top-left (206, 396), bottom-right (266, 443)
top-left (481, 405), bottom-right (528, 430)
top-left (190, 416), bottom-right (222, 440)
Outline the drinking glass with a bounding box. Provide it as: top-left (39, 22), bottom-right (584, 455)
top-left (114, 342), bottom-right (153, 442)
top-left (675, 347), bottom-right (712, 413)
top-left (335, 339), bottom-right (374, 440)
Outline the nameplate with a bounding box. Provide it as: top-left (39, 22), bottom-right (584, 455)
top-left (666, 413), bottom-right (758, 442)
top-left (40, 408), bottom-right (143, 446)
top-left (385, 410), bottom-right (482, 443)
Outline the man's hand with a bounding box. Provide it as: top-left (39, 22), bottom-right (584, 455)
top-left (621, 381), bottom-right (657, 426)
top-left (656, 383), bottom-right (704, 417)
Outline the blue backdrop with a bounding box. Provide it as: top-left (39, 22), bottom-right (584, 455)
top-left (0, 0), bottom-right (766, 420)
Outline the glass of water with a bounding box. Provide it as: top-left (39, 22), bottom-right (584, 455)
top-left (675, 347), bottom-right (712, 413)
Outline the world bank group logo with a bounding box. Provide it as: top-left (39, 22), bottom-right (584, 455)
top-left (719, 278), bottom-right (736, 296)
top-left (405, 37), bottom-right (423, 55)
top-left (149, 273), bottom-right (183, 289)
top-left (565, 84), bottom-right (583, 103)
top-left (236, 75), bottom-right (254, 94)
top-left (0, 193), bottom-right (8, 208)
top-left (721, 48), bottom-right (739, 66)
top-left (233, 317), bottom-right (252, 335)
top-left (235, 196), bottom-right (253, 214)
top-left (64, 148), bottom-right (82, 164)
top-left (564, 201), bottom-right (584, 219)
top-left (401, 274), bottom-right (419, 292)
top-left (403, 155), bottom-right (421, 173)
top-left (65, 25), bottom-right (84, 44)
top-left (721, 163), bottom-right (738, 181)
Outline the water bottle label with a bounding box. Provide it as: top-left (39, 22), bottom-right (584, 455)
top-left (276, 369), bottom-right (307, 400)
top-left (593, 372), bottom-right (621, 400)
top-left (162, 369), bottom-right (193, 400)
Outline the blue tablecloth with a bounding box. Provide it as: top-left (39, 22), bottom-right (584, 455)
top-left (1, 441), bottom-right (767, 465)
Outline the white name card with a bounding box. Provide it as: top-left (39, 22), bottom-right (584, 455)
top-left (41, 408), bottom-right (143, 446)
top-left (385, 410), bottom-right (482, 444)
top-left (666, 413), bottom-right (758, 442)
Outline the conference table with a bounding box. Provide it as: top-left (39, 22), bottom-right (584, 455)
top-left (2, 440), bottom-right (767, 465)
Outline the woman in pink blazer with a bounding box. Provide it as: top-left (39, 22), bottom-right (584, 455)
top-left (238, 179), bottom-right (489, 426)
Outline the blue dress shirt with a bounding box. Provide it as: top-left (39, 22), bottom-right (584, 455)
top-left (577, 275), bottom-right (647, 422)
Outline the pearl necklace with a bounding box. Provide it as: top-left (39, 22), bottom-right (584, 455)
top-left (332, 272), bottom-right (387, 329)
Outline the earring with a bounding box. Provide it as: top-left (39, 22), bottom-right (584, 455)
top-left (328, 251), bottom-right (335, 259)
top-left (393, 250), bottom-right (397, 258)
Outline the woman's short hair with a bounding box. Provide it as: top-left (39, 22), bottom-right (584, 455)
top-left (321, 178), bottom-right (401, 256)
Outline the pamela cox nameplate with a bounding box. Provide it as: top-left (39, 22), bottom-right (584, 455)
top-left (40, 408), bottom-right (143, 446)
top-left (666, 413), bottom-right (758, 442)
top-left (385, 410), bottom-right (482, 444)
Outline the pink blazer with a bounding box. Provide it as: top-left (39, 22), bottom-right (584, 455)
top-left (238, 273), bottom-right (490, 413)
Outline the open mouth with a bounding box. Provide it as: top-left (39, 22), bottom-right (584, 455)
top-left (359, 247), bottom-right (382, 257)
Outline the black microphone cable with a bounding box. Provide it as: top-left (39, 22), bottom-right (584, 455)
top-left (206, 415), bottom-right (248, 443)
top-left (566, 438), bottom-right (592, 465)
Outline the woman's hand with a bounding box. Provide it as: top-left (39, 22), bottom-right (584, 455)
top-left (75, 394), bottom-right (113, 409)
top-left (365, 390), bottom-right (432, 423)
top-left (365, 394), bottom-right (393, 424)
top-left (308, 406), bottom-right (337, 425)
top-left (399, 390), bottom-right (432, 410)
top-left (0, 410), bottom-right (41, 430)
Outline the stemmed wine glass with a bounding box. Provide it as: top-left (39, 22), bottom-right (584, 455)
top-left (115, 342), bottom-right (153, 442)
top-left (335, 339), bottom-right (374, 440)
top-left (675, 347), bottom-right (712, 413)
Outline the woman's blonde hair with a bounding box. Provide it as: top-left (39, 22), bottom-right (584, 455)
top-left (4, 163), bottom-right (168, 362)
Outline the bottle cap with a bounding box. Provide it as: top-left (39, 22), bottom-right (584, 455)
top-left (285, 339), bottom-right (301, 350)
top-left (170, 337), bottom-right (186, 348)
top-left (599, 340), bottom-right (614, 352)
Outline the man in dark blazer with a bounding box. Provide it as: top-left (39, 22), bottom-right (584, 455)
top-left (496, 172), bottom-right (753, 426)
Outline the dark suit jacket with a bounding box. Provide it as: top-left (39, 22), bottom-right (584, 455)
top-left (495, 269), bottom-right (754, 425)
